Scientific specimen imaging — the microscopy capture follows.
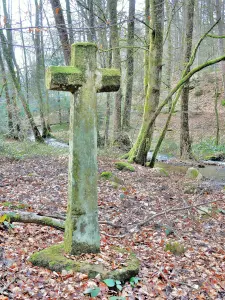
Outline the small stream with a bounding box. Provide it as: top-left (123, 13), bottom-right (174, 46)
top-left (29, 134), bottom-right (225, 184)
top-left (147, 151), bottom-right (225, 184)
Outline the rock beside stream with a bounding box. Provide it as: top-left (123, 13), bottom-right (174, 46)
top-left (185, 167), bottom-right (203, 180)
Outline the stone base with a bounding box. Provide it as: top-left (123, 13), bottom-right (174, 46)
top-left (29, 243), bottom-right (139, 281)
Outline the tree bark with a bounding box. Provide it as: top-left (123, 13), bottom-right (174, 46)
top-left (165, 0), bottom-right (173, 111)
top-left (50, 0), bottom-right (71, 65)
top-left (108, 0), bottom-right (122, 140)
top-left (180, 0), bottom-right (195, 159)
top-left (65, 0), bottom-right (74, 44)
top-left (128, 0), bottom-right (164, 165)
top-left (0, 30), bottom-right (43, 142)
top-left (122, 0), bottom-right (136, 130)
top-left (215, 0), bottom-right (225, 97)
top-left (0, 50), bottom-right (14, 137)
top-left (34, 0), bottom-right (49, 138)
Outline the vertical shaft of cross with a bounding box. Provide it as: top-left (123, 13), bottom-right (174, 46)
top-left (64, 43), bottom-right (100, 254)
top-left (46, 42), bottom-right (120, 255)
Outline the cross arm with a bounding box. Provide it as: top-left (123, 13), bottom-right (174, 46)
top-left (46, 66), bottom-right (84, 93)
top-left (95, 68), bottom-right (120, 93)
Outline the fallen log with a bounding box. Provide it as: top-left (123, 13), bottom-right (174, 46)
top-left (0, 211), bottom-right (65, 231)
top-left (0, 211), bottom-right (125, 231)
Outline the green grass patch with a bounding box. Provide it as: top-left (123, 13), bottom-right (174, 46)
top-left (0, 136), bottom-right (67, 160)
top-left (1, 201), bottom-right (29, 210)
top-left (192, 138), bottom-right (225, 159)
top-left (50, 123), bottom-right (69, 144)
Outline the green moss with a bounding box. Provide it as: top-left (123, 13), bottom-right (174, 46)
top-left (96, 68), bottom-right (120, 93)
top-left (71, 43), bottom-right (97, 71)
top-left (186, 167), bottom-right (202, 180)
top-left (48, 66), bottom-right (82, 74)
top-left (100, 171), bottom-right (113, 179)
top-left (165, 241), bottom-right (186, 255)
top-left (153, 167), bottom-right (169, 177)
top-left (46, 67), bottom-right (84, 92)
top-left (115, 161), bottom-right (135, 172)
top-left (1, 202), bottom-right (28, 210)
top-left (30, 243), bottom-right (139, 280)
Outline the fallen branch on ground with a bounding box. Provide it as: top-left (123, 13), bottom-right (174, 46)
top-left (0, 277), bottom-right (17, 296)
top-left (0, 198), bottom-right (223, 235)
top-left (0, 211), bottom-right (126, 231)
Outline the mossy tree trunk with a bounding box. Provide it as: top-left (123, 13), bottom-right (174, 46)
top-left (180, 0), bottom-right (195, 159)
top-left (165, 0), bottom-right (173, 112)
top-left (122, 0), bottom-right (136, 130)
top-left (108, 0), bottom-right (122, 140)
top-left (0, 50), bottom-right (14, 137)
top-left (215, 0), bottom-right (225, 98)
top-left (128, 0), bottom-right (164, 165)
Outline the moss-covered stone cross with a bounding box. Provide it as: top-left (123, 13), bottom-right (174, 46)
top-left (46, 42), bottom-right (120, 255)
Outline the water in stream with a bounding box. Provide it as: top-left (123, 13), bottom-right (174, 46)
top-left (148, 151), bottom-right (225, 183)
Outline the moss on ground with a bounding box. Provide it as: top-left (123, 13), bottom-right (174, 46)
top-left (29, 243), bottom-right (139, 280)
top-left (100, 171), bottom-right (113, 179)
top-left (115, 161), bottom-right (135, 172)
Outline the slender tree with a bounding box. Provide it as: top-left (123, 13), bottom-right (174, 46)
top-left (34, 0), bottom-right (49, 138)
top-left (108, 0), bottom-right (122, 140)
top-left (122, 0), bottom-right (136, 130)
top-left (49, 0), bottom-right (71, 65)
top-left (65, 0), bottom-right (74, 44)
top-left (0, 50), bottom-right (14, 137)
top-left (180, 0), bottom-right (195, 159)
top-left (215, 0), bottom-right (225, 97)
top-left (0, 30), bottom-right (43, 142)
top-left (127, 0), bottom-right (165, 165)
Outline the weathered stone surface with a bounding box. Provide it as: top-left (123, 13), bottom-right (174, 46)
top-left (186, 167), bottom-right (203, 180)
top-left (29, 243), bottom-right (139, 281)
top-left (43, 42), bottom-right (122, 256)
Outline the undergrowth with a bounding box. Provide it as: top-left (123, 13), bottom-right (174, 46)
top-left (192, 137), bottom-right (225, 159)
top-left (0, 135), bottom-right (67, 160)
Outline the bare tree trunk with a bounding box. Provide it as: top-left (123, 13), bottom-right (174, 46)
top-left (108, 0), bottom-right (122, 140)
top-left (18, 0), bottom-right (29, 101)
top-left (49, 0), bottom-right (71, 65)
top-left (128, 0), bottom-right (164, 165)
top-left (214, 65), bottom-right (220, 145)
top-left (144, 0), bottom-right (150, 95)
top-left (34, 0), bottom-right (49, 138)
top-left (122, 0), bottom-right (136, 130)
top-left (165, 0), bottom-right (173, 111)
top-left (65, 0), bottom-right (74, 44)
top-left (180, 0), bottom-right (195, 159)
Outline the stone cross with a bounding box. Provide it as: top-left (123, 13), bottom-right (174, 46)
top-left (46, 43), bottom-right (120, 255)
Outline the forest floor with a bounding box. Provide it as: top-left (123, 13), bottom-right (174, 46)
top-left (0, 153), bottom-right (224, 299)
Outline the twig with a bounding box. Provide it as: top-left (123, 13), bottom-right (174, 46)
top-left (0, 277), bottom-right (17, 295)
top-left (135, 199), bottom-right (224, 229)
